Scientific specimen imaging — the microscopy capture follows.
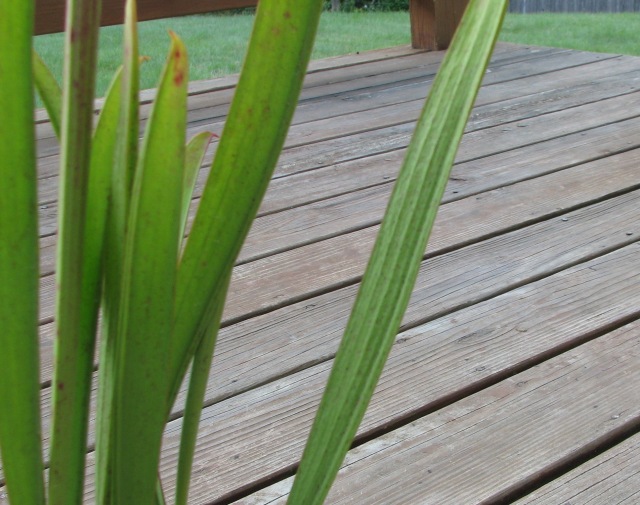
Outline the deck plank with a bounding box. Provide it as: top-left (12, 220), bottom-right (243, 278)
top-left (34, 66), bottom-right (640, 288)
top-left (32, 45), bottom-right (598, 199)
top-left (27, 189), bottom-right (640, 455)
top-left (33, 146), bottom-right (640, 378)
top-left (16, 241), bottom-right (640, 501)
top-left (158, 244), bottom-right (640, 503)
top-left (248, 321), bottom-right (640, 504)
top-left (514, 432), bottom-right (640, 504)
top-left (33, 43), bottom-right (548, 160)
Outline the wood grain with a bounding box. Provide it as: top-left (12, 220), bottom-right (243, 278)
top-left (300, 322), bottom-right (640, 504)
top-left (35, 51), bottom-right (640, 265)
top-left (20, 190), bottom-right (640, 485)
top-left (32, 125), bottom-right (640, 381)
top-left (514, 432), bottom-right (640, 504)
top-left (434, 0), bottom-right (470, 49)
top-left (33, 44), bottom-right (564, 162)
top-left (35, 0), bottom-right (259, 35)
top-left (409, 0), bottom-right (436, 50)
top-left (33, 146), bottom-right (640, 335)
top-left (9, 43), bottom-right (640, 504)
top-left (159, 245), bottom-right (640, 503)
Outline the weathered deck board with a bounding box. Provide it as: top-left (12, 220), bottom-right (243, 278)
top-left (28, 187), bottom-right (640, 455)
top-left (30, 45), bottom-right (594, 211)
top-left (32, 145), bottom-right (640, 378)
top-left (32, 46), bottom-right (627, 190)
top-left (249, 320), bottom-right (640, 504)
top-left (156, 245), bottom-right (640, 503)
top-left (3, 42), bottom-right (640, 504)
top-left (38, 63), bottom-right (640, 240)
top-left (34, 61), bottom-right (640, 309)
top-left (33, 43), bottom-right (547, 161)
top-left (514, 432), bottom-right (640, 504)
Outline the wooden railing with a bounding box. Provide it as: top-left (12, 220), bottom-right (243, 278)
top-left (410, 0), bottom-right (469, 50)
top-left (35, 0), bottom-right (469, 51)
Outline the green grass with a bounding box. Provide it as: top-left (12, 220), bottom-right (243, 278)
top-left (34, 12), bottom-right (411, 101)
top-left (34, 11), bottom-right (640, 102)
top-left (501, 13), bottom-right (640, 56)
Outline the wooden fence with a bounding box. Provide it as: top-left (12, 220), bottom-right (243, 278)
top-left (509, 0), bottom-right (640, 12)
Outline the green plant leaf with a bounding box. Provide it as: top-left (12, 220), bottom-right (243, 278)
top-left (180, 132), bottom-right (216, 240)
top-left (0, 1), bottom-right (45, 504)
top-left (287, 1), bottom-right (509, 503)
top-left (83, 65), bottom-right (123, 334)
top-left (48, 0), bottom-right (103, 501)
top-left (82, 65), bottom-right (122, 505)
top-left (33, 49), bottom-right (63, 139)
top-left (95, 0), bottom-right (141, 501)
top-left (111, 30), bottom-right (188, 504)
top-left (174, 271), bottom-right (230, 505)
top-left (167, 0), bottom-right (325, 412)
top-left (173, 133), bottom-right (216, 481)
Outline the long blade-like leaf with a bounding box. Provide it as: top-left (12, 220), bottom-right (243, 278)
top-left (112, 31), bottom-right (188, 504)
top-left (168, 0), bottom-right (325, 411)
top-left (174, 271), bottom-right (230, 505)
top-left (0, 0), bottom-right (45, 503)
top-left (33, 49), bottom-right (63, 139)
top-left (48, 0), bottom-right (103, 501)
top-left (287, 1), bottom-right (509, 503)
top-left (84, 65), bottom-right (122, 321)
top-left (82, 65), bottom-right (123, 505)
top-left (95, 0), bottom-right (141, 501)
top-left (180, 132), bottom-right (216, 240)
top-left (173, 131), bottom-right (219, 505)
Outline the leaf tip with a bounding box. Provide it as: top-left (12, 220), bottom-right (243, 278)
top-left (168, 31), bottom-right (187, 87)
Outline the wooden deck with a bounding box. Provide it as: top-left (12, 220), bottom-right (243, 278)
top-left (4, 41), bottom-right (640, 503)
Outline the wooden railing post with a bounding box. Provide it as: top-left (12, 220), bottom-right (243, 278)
top-left (409, 0), bottom-right (437, 50)
top-left (410, 0), bottom-right (470, 50)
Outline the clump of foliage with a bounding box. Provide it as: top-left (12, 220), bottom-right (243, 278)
top-left (326, 0), bottom-right (410, 11)
top-left (0, 0), bottom-right (507, 503)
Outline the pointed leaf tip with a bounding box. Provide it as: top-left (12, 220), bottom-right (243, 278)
top-left (168, 32), bottom-right (187, 88)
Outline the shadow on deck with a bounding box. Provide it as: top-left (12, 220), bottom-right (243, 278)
top-left (11, 41), bottom-right (640, 504)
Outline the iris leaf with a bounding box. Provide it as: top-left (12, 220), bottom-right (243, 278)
top-left (111, 30), bottom-right (188, 504)
top-left (33, 49), bottom-right (63, 139)
top-left (181, 131), bottom-right (216, 240)
top-left (167, 0), bottom-right (325, 415)
top-left (48, 0), bottom-right (102, 501)
top-left (287, 1), bottom-right (509, 503)
top-left (0, 0), bottom-right (45, 502)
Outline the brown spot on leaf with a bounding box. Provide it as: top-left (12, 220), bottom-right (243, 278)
top-left (174, 71), bottom-right (184, 86)
top-left (284, 11), bottom-right (291, 19)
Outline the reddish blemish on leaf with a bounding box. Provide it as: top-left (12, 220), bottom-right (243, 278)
top-left (174, 71), bottom-right (184, 86)
top-left (57, 382), bottom-right (64, 391)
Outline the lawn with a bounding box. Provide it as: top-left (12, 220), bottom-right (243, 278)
top-left (33, 11), bottom-right (411, 100)
top-left (33, 11), bottom-right (640, 100)
top-left (500, 13), bottom-right (640, 56)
